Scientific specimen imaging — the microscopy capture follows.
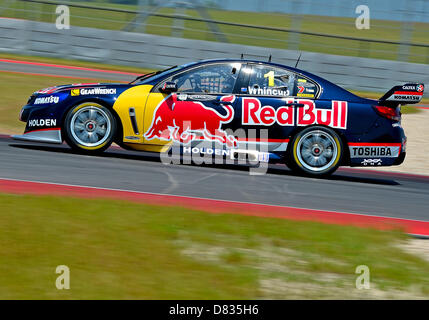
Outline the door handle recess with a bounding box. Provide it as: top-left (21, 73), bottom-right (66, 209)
top-left (285, 103), bottom-right (305, 107)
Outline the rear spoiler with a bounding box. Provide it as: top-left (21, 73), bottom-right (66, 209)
top-left (379, 83), bottom-right (424, 106)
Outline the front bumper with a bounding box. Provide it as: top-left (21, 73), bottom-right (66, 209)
top-left (12, 128), bottom-right (62, 144)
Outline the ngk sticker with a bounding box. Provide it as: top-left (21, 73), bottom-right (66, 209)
top-left (242, 98), bottom-right (348, 129)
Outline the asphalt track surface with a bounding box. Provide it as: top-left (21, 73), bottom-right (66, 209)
top-left (1, 136), bottom-right (429, 222)
top-left (1, 59), bottom-right (429, 223)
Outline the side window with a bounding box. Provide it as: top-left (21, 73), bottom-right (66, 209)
top-left (247, 65), bottom-right (294, 97)
top-left (160, 63), bottom-right (241, 94)
top-left (245, 64), bottom-right (319, 98)
top-left (295, 77), bottom-right (318, 99)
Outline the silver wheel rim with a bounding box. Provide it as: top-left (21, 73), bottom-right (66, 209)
top-left (296, 130), bottom-right (338, 172)
top-left (70, 106), bottom-right (111, 147)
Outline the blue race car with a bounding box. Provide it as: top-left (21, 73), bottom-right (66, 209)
top-left (13, 59), bottom-right (424, 176)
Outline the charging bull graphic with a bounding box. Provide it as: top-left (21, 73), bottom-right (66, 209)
top-left (144, 94), bottom-right (237, 147)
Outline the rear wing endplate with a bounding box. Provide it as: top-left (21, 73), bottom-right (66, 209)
top-left (379, 83), bottom-right (424, 105)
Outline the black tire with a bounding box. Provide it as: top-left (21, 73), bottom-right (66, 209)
top-left (287, 126), bottom-right (343, 177)
top-left (64, 102), bottom-right (116, 154)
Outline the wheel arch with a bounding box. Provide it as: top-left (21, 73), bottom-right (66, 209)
top-left (284, 124), bottom-right (348, 175)
top-left (286, 124), bottom-right (349, 160)
top-left (60, 98), bottom-right (124, 143)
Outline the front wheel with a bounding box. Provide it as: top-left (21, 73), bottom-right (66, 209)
top-left (64, 102), bottom-right (116, 153)
top-left (287, 126), bottom-right (343, 177)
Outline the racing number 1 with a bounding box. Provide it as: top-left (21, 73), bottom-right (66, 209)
top-left (264, 71), bottom-right (275, 87)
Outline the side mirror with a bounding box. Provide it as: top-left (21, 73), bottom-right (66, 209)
top-left (159, 81), bottom-right (178, 93)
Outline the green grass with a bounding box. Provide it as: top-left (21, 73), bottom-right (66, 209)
top-left (2, 1), bottom-right (428, 63)
top-left (0, 193), bottom-right (428, 299)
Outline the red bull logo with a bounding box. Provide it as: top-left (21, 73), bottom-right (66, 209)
top-left (144, 94), bottom-right (237, 147)
top-left (242, 98), bottom-right (348, 129)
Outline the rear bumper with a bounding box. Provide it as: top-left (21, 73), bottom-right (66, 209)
top-left (347, 121), bottom-right (407, 167)
top-left (348, 142), bottom-right (405, 167)
top-left (12, 128), bottom-right (62, 144)
top-left (393, 151), bottom-right (406, 165)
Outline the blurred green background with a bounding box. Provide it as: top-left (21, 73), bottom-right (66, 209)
top-left (1, 0), bottom-right (428, 63)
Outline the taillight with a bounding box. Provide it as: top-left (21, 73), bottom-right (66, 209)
top-left (373, 105), bottom-right (401, 121)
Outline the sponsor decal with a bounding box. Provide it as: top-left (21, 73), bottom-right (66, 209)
top-left (28, 118), bottom-right (57, 127)
top-left (387, 94), bottom-right (421, 101)
top-left (417, 84), bottom-right (424, 92)
top-left (70, 88), bottom-right (116, 96)
top-left (349, 145), bottom-right (400, 158)
top-left (34, 96), bottom-right (60, 105)
top-left (177, 94), bottom-right (215, 101)
top-left (402, 85), bottom-right (416, 90)
top-left (361, 159), bottom-right (382, 166)
top-left (144, 94), bottom-right (237, 147)
top-left (242, 98), bottom-right (348, 129)
top-left (297, 85), bottom-right (315, 98)
top-left (297, 93), bottom-right (315, 98)
top-left (190, 95), bottom-right (217, 101)
top-left (162, 82), bottom-right (177, 91)
top-left (297, 78), bottom-right (307, 83)
top-left (183, 147), bottom-right (231, 156)
top-left (248, 87), bottom-right (290, 97)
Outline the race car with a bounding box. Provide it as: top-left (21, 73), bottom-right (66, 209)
top-left (13, 59), bottom-right (424, 176)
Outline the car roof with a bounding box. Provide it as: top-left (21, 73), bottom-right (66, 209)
top-left (184, 58), bottom-right (327, 84)
top-left (143, 58), bottom-right (371, 103)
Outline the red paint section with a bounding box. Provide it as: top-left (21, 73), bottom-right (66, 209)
top-left (393, 91), bottom-right (423, 96)
top-left (0, 58), bottom-right (140, 76)
top-left (1, 178), bottom-right (429, 236)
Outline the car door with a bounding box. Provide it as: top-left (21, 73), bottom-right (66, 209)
top-left (237, 63), bottom-right (307, 154)
top-left (142, 62), bottom-right (243, 149)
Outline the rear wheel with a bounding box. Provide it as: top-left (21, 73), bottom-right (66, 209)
top-left (64, 102), bottom-right (116, 153)
top-left (287, 126), bottom-right (343, 176)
